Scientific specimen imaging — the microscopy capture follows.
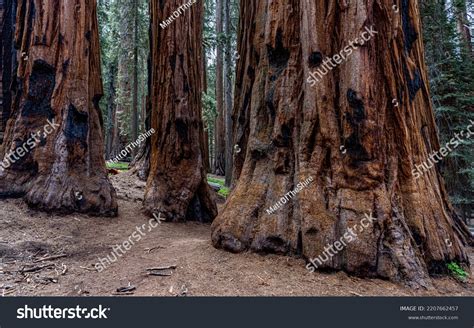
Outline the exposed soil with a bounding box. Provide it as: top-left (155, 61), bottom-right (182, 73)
top-left (0, 171), bottom-right (472, 297)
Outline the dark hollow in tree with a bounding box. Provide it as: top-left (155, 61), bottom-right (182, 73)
top-left (143, 0), bottom-right (217, 223)
top-left (211, 0), bottom-right (472, 287)
top-left (0, 0), bottom-right (117, 216)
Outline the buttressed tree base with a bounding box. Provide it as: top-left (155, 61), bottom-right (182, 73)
top-left (0, 0), bottom-right (117, 216)
top-left (211, 0), bottom-right (472, 287)
top-left (143, 0), bottom-right (217, 223)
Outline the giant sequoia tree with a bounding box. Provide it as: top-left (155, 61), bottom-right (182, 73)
top-left (0, 0), bottom-right (117, 216)
top-left (144, 0), bottom-right (217, 222)
top-left (211, 0), bottom-right (472, 286)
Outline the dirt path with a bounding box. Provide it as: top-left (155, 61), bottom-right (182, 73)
top-left (0, 172), bottom-right (472, 296)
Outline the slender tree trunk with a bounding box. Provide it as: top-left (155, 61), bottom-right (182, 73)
top-left (131, 0), bottom-right (139, 148)
top-left (223, 0), bottom-right (233, 186)
top-left (214, 0), bottom-right (225, 176)
top-left (211, 0), bottom-right (472, 287)
top-left (204, 128), bottom-right (210, 172)
top-left (454, 0), bottom-right (473, 55)
top-left (0, 0), bottom-right (117, 216)
top-left (115, 0), bottom-right (135, 156)
top-left (111, 94), bottom-right (120, 159)
top-left (141, 92), bottom-right (146, 130)
top-left (106, 62), bottom-right (117, 159)
top-left (209, 117), bottom-right (214, 171)
top-left (202, 33), bottom-right (210, 173)
top-left (129, 92), bottom-right (150, 181)
top-left (129, 17), bottom-right (152, 181)
top-left (212, 115), bottom-right (216, 169)
top-left (116, 50), bottom-right (132, 154)
top-left (144, 0), bottom-right (217, 222)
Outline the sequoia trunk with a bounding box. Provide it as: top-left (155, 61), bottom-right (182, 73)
top-left (211, 0), bottom-right (472, 286)
top-left (0, 0), bottom-right (117, 216)
top-left (143, 0), bottom-right (217, 222)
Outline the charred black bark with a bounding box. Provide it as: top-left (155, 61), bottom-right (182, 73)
top-left (0, 0), bottom-right (17, 144)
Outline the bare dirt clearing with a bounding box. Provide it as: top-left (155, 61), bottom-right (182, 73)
top-left (0, 172), bottom-right (472, 296)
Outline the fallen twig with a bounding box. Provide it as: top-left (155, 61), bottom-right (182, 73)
top-left (1, 260), bottom-right (16, 265)
top-left (256, 275), bottom-right (269, 286)
top-left (349, 291), bottom-right (363, 297)
top-left (56, 263), bottom-right (68, 275)
top-left (146, 265), bottom-right (177, 271)
top-left (80, 266), bottom-right (97, 272)
top-left (2, 288), bottom-right (15, 296)
top-left (144, 246), bottom-right (165, 253)
top-left (34, 254), bottom-right (67, 263)
top-left (20, 264), bottom-right (54, 273)
top-left (37, 277), bottom-right (58, 285)
top-left (147, 271), bottom-right (172, 277)
top-left (112, 291), bottom-right (134, 295)
top-left (179, 284), bottom-right (188, 296)
top-left (116, 285), bottom-right (136, 293)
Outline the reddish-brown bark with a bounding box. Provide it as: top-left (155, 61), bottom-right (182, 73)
top-left (211, 0), bottom-right (472, 286)
top-left (143, 0), bottom-right (217, 222)
top-left (0, 0), bottom-right (117, 216)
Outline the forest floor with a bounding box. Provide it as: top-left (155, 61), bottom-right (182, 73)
top-left (0, 171), bottom-right (472, 297)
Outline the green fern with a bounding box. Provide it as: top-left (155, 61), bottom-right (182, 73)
top-left (447, 262), bottom-right (469, 281)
